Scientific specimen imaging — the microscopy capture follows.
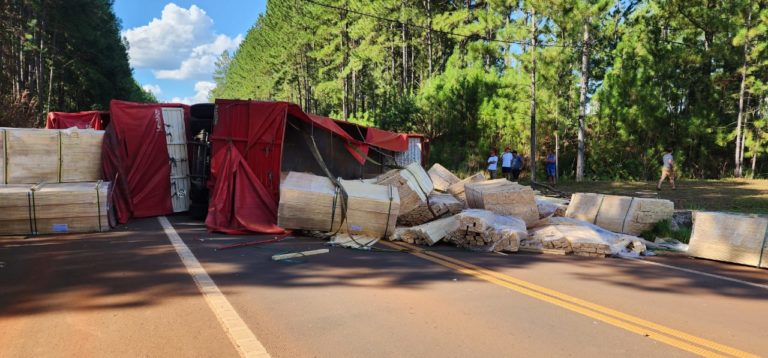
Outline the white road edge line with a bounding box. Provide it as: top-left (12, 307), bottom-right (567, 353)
top-left (624, 256), bottom-right (768, 290)
top-left (158, 216), bottom-right (271, 358)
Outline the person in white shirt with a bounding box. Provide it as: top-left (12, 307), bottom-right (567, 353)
top-left (500, 147), bottom-right (513, 180)
top-left (487, 149), bottom-right (499, 179)
top-left (657, 147), bottom-right (676, 190)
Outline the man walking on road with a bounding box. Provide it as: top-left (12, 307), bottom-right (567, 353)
top-left (501, 147), bottom-right (513, 180)
top-left (657, 147), bottom-right (676, 190)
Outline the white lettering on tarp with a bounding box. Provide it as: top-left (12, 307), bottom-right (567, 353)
top-left (154, 109), bottom-right (163, 132)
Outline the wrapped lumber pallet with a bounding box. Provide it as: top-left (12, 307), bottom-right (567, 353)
top-left (0, 181), bottom-right (110, 236)
top-left (594, 195), bottom-right (633, 232)
top-left (0, 127), bottom-right (104, 184)
top-left (3, 128), bottom-right (60, 184)
top-left (565, 193), bottom-right (604, 223)
top-left (60, 129), bottom-right (104, 182)
top-left (428, 163), bottom-right (460, 192)
top-left (546, 217), bottom-right (639, 257)
top-left (376, 162), bottom-right (433, 217)
top-left (397, 192), bottom-right (464, 226)
top-left (620, 198), bottom-right (674, 235)
top-left (395, 216), bottom-right (459, 246)
top-left (464, 179), bottom-right (539, 227)
top-left (687, 212), bottom-right (768, 269)
top-left (445, 209), bottom-right (526, 252)
top-left (524, 225), bottom-right (573, 253)
top-left (447, 172), bottom-right (485, 204)
top-left (278, 172), bottom-right (400, 239)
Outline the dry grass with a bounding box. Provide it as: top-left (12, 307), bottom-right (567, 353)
top-left (551, 179), bottom-right (768, 214)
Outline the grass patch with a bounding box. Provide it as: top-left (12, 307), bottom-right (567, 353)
top-left (639, 219), bottom-right (692, 244)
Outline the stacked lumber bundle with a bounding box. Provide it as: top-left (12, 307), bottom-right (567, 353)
top-left (687, 212), bottom-right (768, 269)
top-left (566, 193), bottom-right (674, 235)
top-left (278, 172), bottom-right (400, 239)
top-left (162, 108), bottom-right (190, 212)
top-left (0, 127), bottom-right (104, 184)
top-left (445, 209), bottom-right (526, 252)
top-left (524, 225), bottom-right (573, 253)
top-left (447, 172), bottom-right (485, 204)
top-left (428, 163), bottom-right (460, 192)
top-left (395, 216), bottom-right (459, 246)
top-left (376, 162), bottom-right (433, 217)
top-left (0, 182), bottom-right (109, 235)
top-left (464, 179), bottom-right (539, 227)
top-left (544, 217), bottom-right (640, 257)
top-left (397, 192), bottom-right (463, 226)
top-left (535, 196), bottom-right (568, 219)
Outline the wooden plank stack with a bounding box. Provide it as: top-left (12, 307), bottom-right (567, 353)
top-left (525, 225), bottom-right (573, 253)
top-left (162, 108), bottom-right (190, 212)
top-left (395, 216), bottom-right (459, 246)
top-left (687, 212), bottom-right (768, 269)
top-left (567, 193), bottom-right (674, 235)
top-left (0, 127), bottom-right (104, 184)
top-left (397, 192), bottom-right (464, 226)
top-left (428, 163), bottom-right (460, 192)
top-left (464, 179), bottom-right (539, 227)
top-left (447, 172), bottom-right (485, 204)
top-left (0, 181), bottom-right (109, 235)
top-left (445, 209), bottom-right (526, 252)
top-left (277, 172), bottom-right (400, 239)
top-left (376, 162), bottom-right (433, 217)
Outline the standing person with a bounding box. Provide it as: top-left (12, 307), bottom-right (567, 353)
top-left (487, 149), bottom-right (499, 179)
top-left (510, 150), bottom-right (523, 181)
top-left (657, 147), bottom-right (676, 190)
top-left (545, 151), bottom-right (557, 185)
top-left (501, 147), bottom-right (513, 180)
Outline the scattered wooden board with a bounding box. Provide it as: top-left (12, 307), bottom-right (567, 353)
top-left (428, 163), bottom-right (460, 192)
top-left (464, 179), bottom-right (539, 227)
top-left (687, 211), bottom-right (768, 269)
top-left (395, 216), bottom-right (459, 246)
top-left (272, 249), bottom-right (329, 261)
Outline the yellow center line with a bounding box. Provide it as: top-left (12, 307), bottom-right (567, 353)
top-left (380, 241), bottom-right (758, 358)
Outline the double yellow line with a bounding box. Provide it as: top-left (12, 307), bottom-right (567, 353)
top-left (380, 241), bottom-right (759, 358)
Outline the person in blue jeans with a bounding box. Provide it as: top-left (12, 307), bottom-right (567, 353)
top-left (545, 152), bottom-right (557, 185)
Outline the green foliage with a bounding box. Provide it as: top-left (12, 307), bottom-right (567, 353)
top-left (639, 219), bottom-right (693, 244)
top-left (211, 0), bottom-right (768, 179)
top-left (0, 0), bottom-right (150, 126)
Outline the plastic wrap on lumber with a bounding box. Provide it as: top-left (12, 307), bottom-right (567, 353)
top-left (0, 181), bottom-right (110, 235)
top-left (60, 129), bottom-right (104, 182)
top-left (428, 163), bottom-right (460, 192)
top-left (594, 195), bottom-right (633, 232)
top-left (687, 211), bottom-right (768, 268)
top-left (4, 128), bottom-right (60, 184)
top-left (464, 179), bottom-right (539, 227)
top-left (620, 198), bottom-right (674, 235)
top-left (446, 209), bottom-right (526, 252)
top-left (565, 193), bottom-right (604, 223)
top-left (376, 162), bottom-right (432, 216)
top-left (278, 172), bottom-right (342, 232)
top-left (339, 179), bottom-right (400, 238)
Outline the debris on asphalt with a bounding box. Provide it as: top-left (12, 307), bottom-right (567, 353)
top-left (272, 248), bottom-right (329, 261)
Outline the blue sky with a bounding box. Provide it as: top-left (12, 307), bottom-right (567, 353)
top-left (113, 1), bottom-right (266, 104)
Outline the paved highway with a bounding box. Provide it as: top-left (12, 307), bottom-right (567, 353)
top-left (1, 216), bottom-right (766, 357)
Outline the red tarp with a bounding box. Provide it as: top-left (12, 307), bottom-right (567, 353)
top-left (103, 100), bottom-right (189, 224)
top-left (365, 127), bottom-right (408, 152)
top-left (209, 100), bottom-right (406, 234)
top-left (46, 111), bottom-right (103, 130)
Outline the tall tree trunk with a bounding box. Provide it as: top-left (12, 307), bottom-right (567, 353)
top-left (734, 6), bottom-right (752, 177)
top-left (341, 3), bottom-right (349, 121)
top-left (426, 0), bottom-right (433, 75)
top-left (529, 9), bottom-right (537, 182)
top-left (576, 19), bottom-right (591, 182)
top-left (401, 19), bottom-right (407, 94)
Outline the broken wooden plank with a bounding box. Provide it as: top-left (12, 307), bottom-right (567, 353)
top-left (272, 249), bottom-right (329, 261)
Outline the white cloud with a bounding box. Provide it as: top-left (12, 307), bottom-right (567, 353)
top-left (142, 84), bottom-right (162, 97)
top-left (123, 3), bottom-right (242, 80)
top-left (171, 81), bottom-right (216, 104)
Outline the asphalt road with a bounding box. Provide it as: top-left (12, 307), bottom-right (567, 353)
top-left (1, 215), bottom-right (767, 357)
